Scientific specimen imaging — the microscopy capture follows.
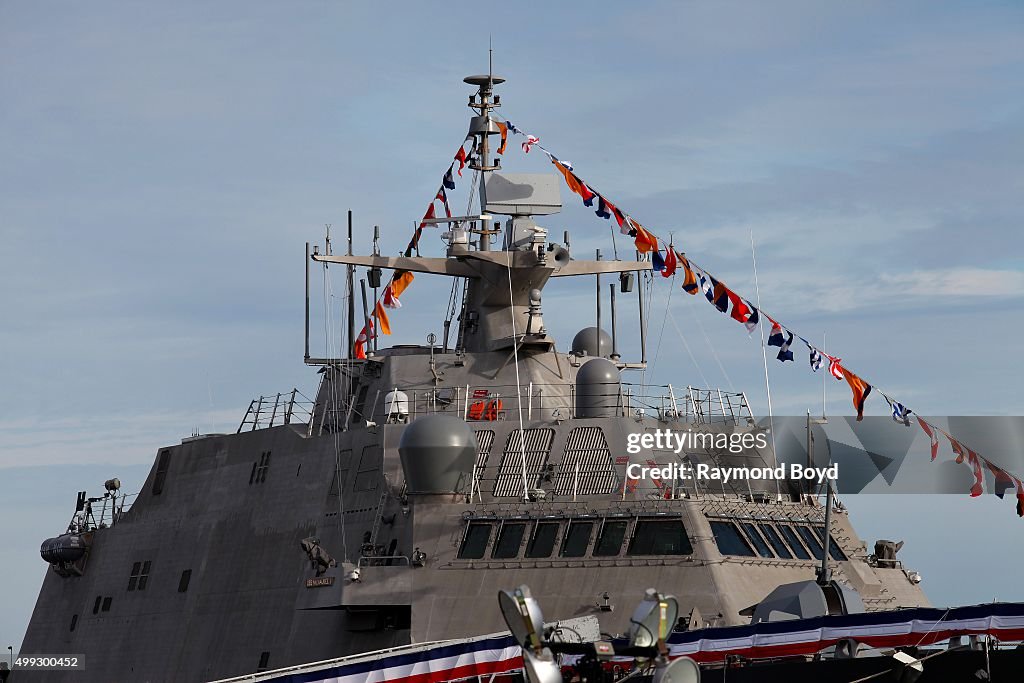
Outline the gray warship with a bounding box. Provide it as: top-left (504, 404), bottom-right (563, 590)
top-left (20, 72), bottom-right (970, 683)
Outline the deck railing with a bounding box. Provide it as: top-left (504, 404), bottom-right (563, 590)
top-left (342, 382), bottom-right (752, 426)
top-left (237, 389), bottom-right (315, 433)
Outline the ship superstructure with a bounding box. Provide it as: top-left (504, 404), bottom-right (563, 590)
top-left (19, 73), bottom-right (930, 683)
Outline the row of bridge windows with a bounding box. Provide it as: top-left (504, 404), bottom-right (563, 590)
top-left (458, 517), bottom-right (693, 560)
top-left (708, 519), bottom-right (848, 561)
top-left (457, 516), bottom-right (847, 561)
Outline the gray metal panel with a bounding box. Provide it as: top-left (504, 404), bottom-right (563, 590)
top-left (493, 428), bottom-right (555, 497)
top-left (473, 429), bottom-right (495, 492)
top-left (555, 426), bottom-right (617, 495)
top-left (483, 173), bottom-right (562, 216)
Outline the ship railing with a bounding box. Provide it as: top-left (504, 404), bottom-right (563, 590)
top-left (237, 388), bottom-right (315, 433)
top-left (366, 382), bottom-right (752, 425)
top-left (616, 383), bottom-right (753, 425)
top-left (80, 491), bottom-right (139, 529)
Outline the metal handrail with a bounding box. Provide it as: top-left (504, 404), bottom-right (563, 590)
top-left (237, 388), bottom-right (315, 432)
top-left (369, 382), bottom-right (752, 426)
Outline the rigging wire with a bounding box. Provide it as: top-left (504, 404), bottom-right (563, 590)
top-left (505, 245), bottom-right (531, 503)
top-left (647, 272), bottom-right (676, 382)
top-left (750, 231), bottom-right (780, 500)
top-left (639, 269), bottom-right (655, 390)
top-left (683, 293), bottom-right (736, 393)
top-left (322, 261), bottom-right (349, 560)
top-left (665, 308), bottom-right (712, 389)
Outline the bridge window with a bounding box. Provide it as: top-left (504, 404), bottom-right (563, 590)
top-left (594, 519), bottom-right (629, 557)
top-left (525, 522), bottom-right (559, 558)
top-left (757, 524), bottom-right (793, 559)
top-left (779, 525), bottom-right (812, 560)
top-left (560, 520), bottom-right (594, 557)
top-left (709, 521), bottom-right (755, 557)
top-left (813, 526), bottom-right (848, 561)
top-left (492, 522), bottom-right (527, 559)
top-left (101, 596), bottom-right (112, 612)
top-left (458, 522), bottom-right (493, 559)
top-left (797, 525), bottom-right (826, 560)
top-left (740, 522), bottom-right (774, 558)
top-left (69, 614), bottom-right (78, 632)
top-left (628, 519), bottom-right (692, 556)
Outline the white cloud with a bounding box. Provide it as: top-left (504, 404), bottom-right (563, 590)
top-left (882, 268), bottom-right (1024, 298)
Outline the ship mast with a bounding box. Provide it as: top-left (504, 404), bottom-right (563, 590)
top-left (464, 55), bottom-right (504, 252)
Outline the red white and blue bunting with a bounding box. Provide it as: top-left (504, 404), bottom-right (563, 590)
top-left (231, 603), bottom-right (1024, 681)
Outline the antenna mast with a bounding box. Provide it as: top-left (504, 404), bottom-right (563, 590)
top-left (464, 51), bottom-right (504, 252)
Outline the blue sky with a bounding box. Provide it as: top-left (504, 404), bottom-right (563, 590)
top-left (2, 1), bottom-right (1022, 654)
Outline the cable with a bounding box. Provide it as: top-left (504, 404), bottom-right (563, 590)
top-left (683, 293), bottom-right (736, 392)
top-left (665, 308), bottom-right (711, 388)
top-left (751, 231), bottom-right (780, 500)
top-left (505, 247), bottom-right (531, 502)
top-left (322, 263), bottom-right (349, 560)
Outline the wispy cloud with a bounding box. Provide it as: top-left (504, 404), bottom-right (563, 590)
top-left (0, 409), bottom-right (241, 470)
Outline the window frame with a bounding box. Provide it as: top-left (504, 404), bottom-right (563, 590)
top-left (492, 521), bottom-right (528, 559)
top-left (778, 524), bottom-right (813, 560)
top-left (457, 522), bottom-right (494, 559)
top-left (739, 521), bottom-right (775, 558)
top-left (813, 525), bottom-right (848, 561)
top-left (627, 518), bottom-right (693, 556)
top-left (559, 519), bottom-right (595, 558)
top-left (757, 523), bottom-right (794, 560)
top-left (593, 518), bottom-right (630, 557)
top-left (796, 525), bottom-right (826, 560)
top-left (525, 521), bottom-right (560, 559)
top-left (708, 520), bottom-right (756, 557)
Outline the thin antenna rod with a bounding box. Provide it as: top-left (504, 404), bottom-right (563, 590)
top-left (637, 251), bottom-right (647, 365)
top-left (304, 241), bottom-right (310, 361)
top-left (751, 231), bottom-right (781, 500)
top-left (609, 283), bottom-right (620, 361)
top-left (346, 211), bottom-right (355, 358)
top-left (359, 279), bottom-right (372, 359)
top-left (372, 225), bottom-right (380, 353)
top-left (822, 331), bottom-right (827, 420)
top-left (596, 249), bottom-right (602, 356)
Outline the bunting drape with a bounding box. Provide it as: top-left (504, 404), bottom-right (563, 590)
top-left (495, 115), bottom-right (1024, 516)
top-left (353, 138), bottom-right (472, 358)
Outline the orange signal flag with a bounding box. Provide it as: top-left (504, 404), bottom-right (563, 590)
top-left (374, 301), bottom-right (392, 336)
top-left (391, 271), bottom-right (415, 299)
top-left (632, 221), bottom-right (658, 254)
top-left (844, 369), bottom-right (872, 421)
top-left (496, 121), bottom-right (509, 155)
top-left (551, 158), bottom-right (588, 198)
top-left (679, 254), bottom-right (699, 294)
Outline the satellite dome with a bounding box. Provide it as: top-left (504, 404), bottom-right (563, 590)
top-left (398, 415), bottom-right (476, 494)
top-left (575, 357), bottom-right (622, 418)
top-left (571, 327), bottom-right (612, 357)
